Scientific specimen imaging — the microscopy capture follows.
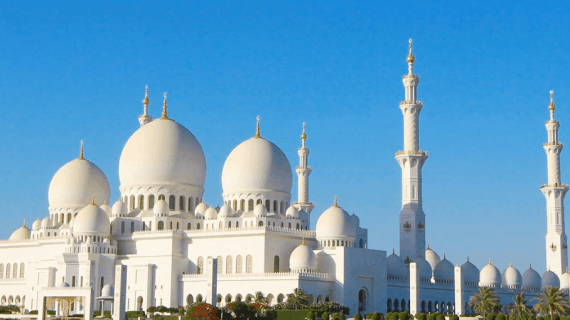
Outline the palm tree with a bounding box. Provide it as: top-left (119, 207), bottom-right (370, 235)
top-left (286, 288), bottom-right (308, 309)
top-left (534, 286), bottom-right (570, 320)
top-left (468, 287), bottom-right (500, 317)
top-left (254, 291), bottom-right (268, 304)
top-left (506, 292), bottom-right (533, 320)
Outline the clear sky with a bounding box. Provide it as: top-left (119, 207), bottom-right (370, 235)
top-left (1, 1), bottom-right (569, 275)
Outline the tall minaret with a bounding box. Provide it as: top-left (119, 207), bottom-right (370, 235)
top-left (294, 122), bottom-right (315, 216)
top-left (138, 85), bottom-right (153, 127)
top-left (542, 90), bottom-right (568, 277)
top-left (395, 39), bottom-right (428, 262)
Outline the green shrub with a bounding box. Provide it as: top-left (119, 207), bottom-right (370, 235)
top-left (332, 313), bottom-right (346, 320)
top-left (398, 312), bottom-right (409, 320)
top-left (496, 314), bottom-right (506, 320)
top-left (487, 314), bottom-right (496, 320)
top-left (374, 312), bottom-right (385, 320)
top-left (28, 311), bottom-right (38, 315)
top-left (367, 314), bottom-right (373, 319)
top-left (308, 311), bottom-right (316, 320)
top-left (416, 313), bottom-right (427, 320)
top-left (355, 313), bottom-right (362, 320)
top-left (436, 314), bottom-right (445, 320)
top-left (427, 313), bottom-right (439, 320)
top-left (322, 312), bottom-right (330, 320)
top-left (449, 315), bottom-right (459, 320)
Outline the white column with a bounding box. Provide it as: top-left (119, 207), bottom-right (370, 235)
top-left (113, 265), bottom-right (127, 320)
top-left (454, 265), bottom-right (463, 316)
top-left (409, 262), bottom-right (419, 316)
top-left (206, 257), bottom-right (218, 306)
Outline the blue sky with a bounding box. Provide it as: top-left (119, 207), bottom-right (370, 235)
top-left (1, 1), bottom-right (569, 275)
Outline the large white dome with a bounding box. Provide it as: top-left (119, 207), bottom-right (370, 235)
top-left (289, 240), bottom-right (318, 272)
top-left (48, 158), bottom-right (111, 209)
top-left (479, 261), bottom-right (501, 288)
top-left (119, 118), bottom-right (206, 189)
top-left (501, 263), bottom-right (522, 289)
top-left (522, 266), bottom-right (541, 291)
top-left (542, 270), bottom-right (560, 289)
top-left (434, 257), bottom-right (454, 283)
top-left (9, 221), bottom-right (31, 241)
top-left (72, 202), bottom-right (111, 236)
top-left (425, 245), bottom-right (441, 272)
top-left (222, 137), bottom-right (292, 195)
top-left (315, 200), bottom-right (356, 240)
top-left (387, 251), bottom-right (409, 280)
top-left (461, 258), bottom-right (480, 286)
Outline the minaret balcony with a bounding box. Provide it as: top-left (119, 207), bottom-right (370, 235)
top-left (402, 74), bottom-right (419, 80)
top-left (399, 100), bottom-right (423, 106)
top-left (544, 142), bottom-right (563, 146)
top-left (540, 183), bottom-right (569, 189)
top-left (395, 150), bottom-right (428, 157)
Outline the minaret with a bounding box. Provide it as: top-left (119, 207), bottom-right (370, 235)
top-left (294, 122), bottom-right (315, 216)
top-left (138, 85), bottom-right (153, 127)
top-left (395, 39), bottom-right (428, 262)
top-left (541, 90), bottom-right (568, 277)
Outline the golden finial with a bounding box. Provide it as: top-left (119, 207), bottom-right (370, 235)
top-left (160, 92), bottom-right (168, 119)
top-left (78, 140), bottom-right (84, 160)
top-left (301, 122), bottom-right (307, 140)
top-left (302, 238), bottom-right (306, 245)
top-left (549, 90), bottom-right (556, 111)
top-left (91, 195), bottom-right (96, 205)
top-left (255, 115), bottom-right (261, 138)
top-left (23, 220), bottom-right (26, 227)
top-left (143, 85), bottom-right (149, 108)
top-left (333, 196), bottom-right (338, 207)
top-left (407, 39), bottom-right (415, 64)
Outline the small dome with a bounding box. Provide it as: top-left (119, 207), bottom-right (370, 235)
top-left (73, 203), bottom-right (111, 236)
top-left (560, 270), bottom-right (570, 290)
top-left (222, 137), bottom-right (293, 195)
top-left (41, 216), bottom-right (52, 229)
top-left (350, 214), bottom-right (360, 228)
top-left (32, 218), bottom-right (41, 231)
top-left (254, 203), bottom-right (267, 217)
top-left (58, 281), bottom-right (71, 288)
top-left (542, 270), bottom-right (560, 289)
top-left (434, 257), bottom-right (454, 283)
top-left (86, 236), bottom-right (93, 244)
top-left (416, 257), bottom-right (433, 281)
top-left (48, 157), bottom-right (111, 209)
top-left (112, 200), bottom-right (127, 216)
top-left (153, 200), bottom-right (169, 216)
top-left (205, 207), bottom-right (218, 220)
top-left (425, 245), bottom-right (441, 272)
top-left (480, 261), bottom-right (501, 288)
top-left (461, 258), bottom-right (480, 285)
top-left (101, 284), bottom-right (114, 298)
top-left (315, 200), bottom-right (356, 240)
top-left (387, 251), bottom-right (409, 280)
top-left (119, 118), bottom-right (207, 190)
top-left (195, 202), bottom-right (208, 217)
top-left (100, 202), bottom-right (111, 217)
top-left (289, 240), bottom-right (318, 272)
top-left (219, 204), bottom-right (233, 217)
top-left (286, 206), bottom-right (299, 219)
top-left (9, 221), bottom-right (31, 241)
top-left (502, 263), bottom-right (522, 288)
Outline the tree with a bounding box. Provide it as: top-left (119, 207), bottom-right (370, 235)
top-left (286, 288), bottom-right (309, 309)
top-left (468, 287), bottom-right (500, 317)
top-left (254, 291), bottom-right (268, 305)
top-left (506, 292), bottom-right (533, 320)
top-left (534, 286), bottom-right (570, 320)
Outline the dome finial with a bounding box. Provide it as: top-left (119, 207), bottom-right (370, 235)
top-left (443, 253), bottom-right (446, 260)
top-left (302, 237), bottom-right (306, 245)
top-left (255, 115), bottom-right (261, 138)
top-left (161, 92), bottom-right (168, 119)
top-left (78, 140), bottom-right (84, 160)
top-left (23, 219), bottom-right (26, 227)
top-left (488, 258), bottom-right (492, 265)
top-left (333, 196), bottom-right (338, 207)
top-left (407, 39), bottom-right (415, 64)
top-left (143, 85), bottom-right (150, 110)
top-left (301, 122), bottom-right (307, 143)
top-left (427, 243), bottom-right (430, 249)
top-left (466, 256), bottom-right (469, 262)
top-left (549, 90), bottom-right (556, 113)
top-left (392, 248), bottom-right (395, 255)
top-left (91, 195), bottom-right (95, 205)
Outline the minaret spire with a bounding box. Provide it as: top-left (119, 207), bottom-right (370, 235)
top-left (542, 89), bottom-right (568, 277)
top-left (396, 39), bottom-right (428, 262)
top-left (138, 85), bottom-right (153, 127)
top-left (293, 122), bottom-right (315, 216)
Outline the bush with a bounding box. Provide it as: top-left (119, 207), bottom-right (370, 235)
top-left (93, 310), bottom-right (111, 318)
top-left (448, 315), bottom-right (459, 320)
top-left (416, 313), bottom-right (427, 320)
top-left (373, 312), bottom-right (384, 320)
top-left (387, 312), bottom-right (397, 320)
top-left (436, 314), bottom-right (444, 320)
top-left (28, 311), bottom-right (38, 315)
top-left (308, 311), bottom-right (316, 320)
top-left (496, 314), bottom-right (506, 320)
top-left (322, 312), bottom-right (330, 320)
top-left (427, 313), bottom-right (439, 320)
top-left (354, 313), bottom-right (362, 320)
top-left (332, 313), bottom-right (346, 320)
top-left (486, 314), bottom-right (496, 320)
top-left (537, 317), bottom-right (544, 320)
top-left (399, 312), bottom-right (410, 320)
top-left (125, 310), bottom-right (146, 319)
top-left (47, 310), bottom-right (56, 316)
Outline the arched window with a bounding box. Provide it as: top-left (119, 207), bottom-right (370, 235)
top-left (196, 294), bottom-right (203, 303)
top-left (288, 222), bottom-right (291, 229)
top-left (197, 223), bottom-right (201, 230)
top-left (225, 295), bottom-right (232, 303)
top-left (217, 256), bottom-right (223, 274)
top-left (273, 201), bottom-right (278, 212)
top-left (197, 257), bottom-right (204, 274)
top-left (110, 222), bottom-right (114, 234)
top-left (158, 221), bottom-right (164, 230)
top-left (219, 222), bottom-right (223, 229)
top-left (187, 223), bottom-right (191, 230)
top-left (274, 256), bottom-right (280, 272)
top-left (226, 256), bottom-right (233, 273)
top-left (188, 197), bottom-right (193, 212)
top-left (169, 222), bottom-right (173, 230)
top-left (359, 239), bottom-right (364, 248)
top-left (278, 294), bottom-right (285, 303)
top-left (228, 221), bottom-right (232, 228)
top-left (12, 263), bottom-right (17, 279)
top-left (67, 213), bottom-right (71, 224)
top-left (233, 200), bottom-right (237, 212)
top-left (179, 196), bottom-right (185, 212)
top-left (169, 195), bottom-right (175, 210)
top-left (19, 263), bottom-right (24, 278)
top-left (246, 255), bottom-right (252, 273)
top-left (131, 222), bottom-right (135, 233)
top-left (235, 294), bottom-right (242, 302)
top-left (130, 195), bottom-right (135, 210)
top-left (258, 221), bottom-right (264, 227)
top-left (296, 223), bottom-right (299, 230)
top-left (240, 199), bottom-right (245, 211)
top-left (248, 200), bottom-right (254, 211)
top-left (148, 195), bottom-right (155, 209)
top-left (186, 294), bottom-right (194, 305)
top-left (236, 255), bottom-right (243, 273)
top-left (195, 198), bottom-right (200, 209)
top-left (100, 277), bottom-right (104, 295)
top-left (54, 214), bottom-right (58, 224)
top-left (401, 299), bottom-right (406, 311)
top-left (149, 221), bottom-right (152, 231)
top-left (256, 199), bottom-right (262, 205)
top-left (177, 222), bottom-right (179, 230)
top-left (0, 264), bottom-right (3, 279)
top-left (121, 221), bottom-right (125, 234)
top-left (138, 195), bottom-right (144, 209)
top-left (158, 194), bottom-right (165, 201)
top-left (71, 276), bottom-right (76, 287)
top-left (280, 201), bottom-right (284, 213)
top-left (236, 222), bottom-right (239, 228)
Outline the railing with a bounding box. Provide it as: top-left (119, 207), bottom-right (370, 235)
top-left (399, 101), bottom-right (423, 105)
top-left (41, 286), bottom-right (92, 290)
top-left (395, 150), bottom-right (428, 156)
top-left (540, 183), bottom-right (569, 189)
top-left (0, 234), bottom-right (69, 244)
top-left (182, 226), bottom-right (316, 236)
top-left (402, 75), bottom-right (419, 79)
top-left (181, 272), bottom-right (331, 280)
top-left (544, 142), bottom-right (563, 146)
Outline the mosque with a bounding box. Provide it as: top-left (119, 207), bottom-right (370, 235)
top-left (0, 40), bottom-right (568, 320)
